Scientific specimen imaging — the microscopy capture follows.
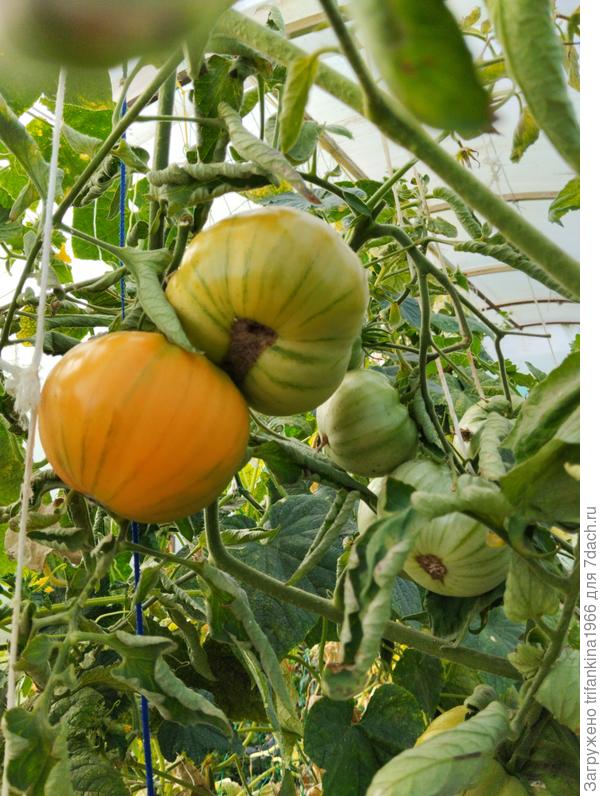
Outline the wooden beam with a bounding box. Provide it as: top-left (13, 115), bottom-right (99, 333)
top-left (429, 191), bottom-right (559, 213)
top-left (481, 298), bottom-right (577, 310)
top-left (462, 264), bottom-right (515, 277)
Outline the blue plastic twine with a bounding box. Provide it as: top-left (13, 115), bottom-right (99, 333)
top-left (119, 88), bottom-right (155, 795)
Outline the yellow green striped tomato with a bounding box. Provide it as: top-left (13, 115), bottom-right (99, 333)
top-left (316, 369), bottom-right (418, 477)
top-left (404, 511), bottom-right (510, 597)
top-left (166, 207), bottom-right (369, 416)
top-left (358, 458), bottom-right (509, 596)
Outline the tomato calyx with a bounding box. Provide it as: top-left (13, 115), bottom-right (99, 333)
top-left (415, 553), bottom-right (448, 583)
top-left (223, 317), bottom-right (277, 385)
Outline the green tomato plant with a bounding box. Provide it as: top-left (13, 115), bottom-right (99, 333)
top-left (0, 2), bottom-right (580, 795)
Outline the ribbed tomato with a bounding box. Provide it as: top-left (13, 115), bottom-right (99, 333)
top-left (0, 0), bottom-right (233, 67)
top-left (166, 207), bottom-right (369, 416)
top-left (358, 458), bottom-right (509, 597)
top-left (38, 332), bottom-right (249, 524)
top-left (316, 369), bottom-right (418, 477)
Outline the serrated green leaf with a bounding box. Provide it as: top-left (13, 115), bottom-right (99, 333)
top-left (2, 707), bottom-right (74, 795)
top-left (115, 246), bottom-right (195, 352)
top-left (477, 413), bottom-right (514, 480)
top-left (504, 553), bottom-right (560, 622)
top-left (158, 720), bottom-right (242, 765)
top-left (200, 562), bottom-right (302, 738)
top-left (305, 685), bottom-right (425, 796)
top-left (433, 188), bottom-right (483, 239)
top-left (233, 494), bottom-right (343, 657)
top-left (367, 701), bottom-right (510, 796)
top-left (103, 631), bottom-right (231, 732)
top-left (62, 125), bottom-right (102, 161)
top-left (392, 650), bottom-right (443, 719)
top-left (428, 217), bottom-right (458, 239)
top-left (504, 351), bottom-right (579, 461)
top-left (507, 642), bottom-right (544, 679)
top-left (194, 55), bottom-right (244, 163)
top-left (0, 93), bottom-right (58, 198)
top-left (148, 160), bottom-right (271, 215)
top-left (67, 737), bottom-right (128, 796)
top-left (536, 648), bottom-right (579, 732)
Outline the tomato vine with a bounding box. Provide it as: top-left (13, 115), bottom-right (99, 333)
top-left (0, 2), bottom-right (580, 795)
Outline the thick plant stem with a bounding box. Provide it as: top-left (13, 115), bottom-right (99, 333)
top-left (122, 540), bottom-right (519, 679)
top-left (511, 546), bottom-right (580, 738)
top-left (149, 71), bottom-right (177, 250)
top-left (121, 508), bottom-right (520, 681)
top-left (216, 10), bottom-right (579, 300)
top-left (416, 269), bottom-right (460, 462)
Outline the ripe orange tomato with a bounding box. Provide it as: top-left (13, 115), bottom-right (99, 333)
top-left (38, 332), bottom-right (249, 523)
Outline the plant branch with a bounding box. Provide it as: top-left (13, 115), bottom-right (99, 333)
top-left (511, 545), bottom-right (580, 737)
top-left (0, 49), bottom-right (183, 352)
top-left (149, 71), bottom-right (177, 250)
top-left (217, 10), bottom-right (579, 300)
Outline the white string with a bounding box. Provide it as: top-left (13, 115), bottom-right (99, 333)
top-left (485, 133), bottom-right (559, 364)
top-left (2, 68), bottom-right (67, 792)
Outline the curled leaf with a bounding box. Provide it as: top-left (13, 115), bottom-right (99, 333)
top-left (487, 0), bottom-right (580, 171)
top-left (218, 102), bottom-right (320, 204)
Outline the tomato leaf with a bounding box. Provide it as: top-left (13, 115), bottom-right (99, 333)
top-left (487, 0), bottom-right (580, 171)
top-left (304, 685), bottom-right (425, 796)
top-left (536, 648), bottom-right (579, 732)
top-left (113, 246), bottom-right (196, 353)
top-left (218, 102), bottom-right (320, 203)
top-left (504, 553), bottom-right (560, 622)
top-left (504, 351), bottom-right (579, 461)
top-left (453, 239), bottom-right (577, 300)
top-left (201, 562), bottom-right (302, 739)
top-left (280, 50), bottom-right (331, 153)
top-left (0, 94), bottom-right (61, 199)
top-left (477, 413), bottom-right (514, 481)
top-left (194, 55), bottom-right (244, 163)
top-left (233, 494), bottom-right (344, 657)
top-left (148, 160), bottom-right (272, 215)
top-left (2, 707), bottom-right (74, 795)
top-left (548, 176), bottom-right (580, 226)
top-left (324, 484), bottom-right (422, 700)
top-left (510, 105), bottom-right (540, 163)
top-left (392, 650), bottom-right (443, 720)
top-left (158, 720), bottom-right (242, 765)
top-left (351, 0), bottom-right (492, 135)
top-left (366, 701), bottom-right (511, 796)
top-left (0, 414), bottom-right (24, 504)
top-left (101, 631), bottom-right (231, 733)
